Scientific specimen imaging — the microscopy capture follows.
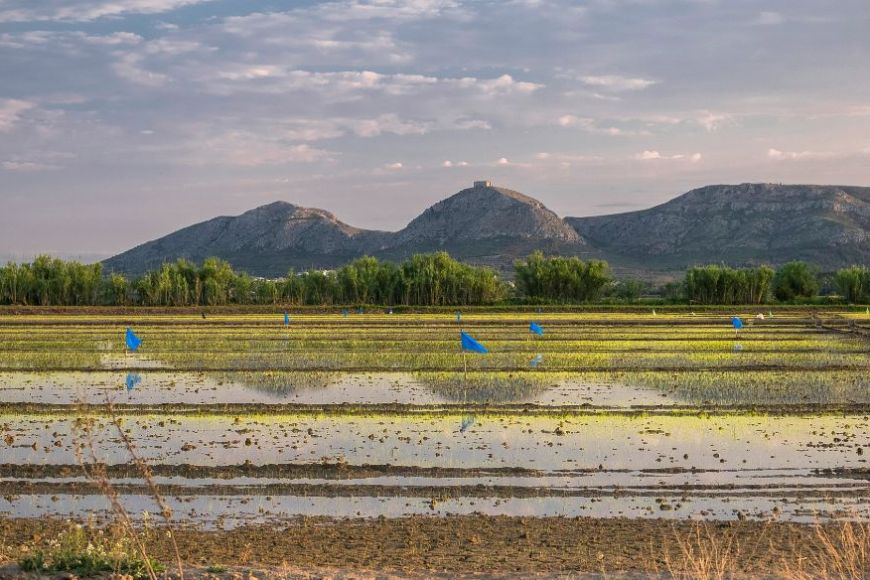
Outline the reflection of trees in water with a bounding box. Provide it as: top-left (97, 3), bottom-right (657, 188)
top-left (224, 371), bottom-right (336, 399)
top-left (633, 372), bottom-right (870, 406)
top-left (414, 372), bottom-right (553, 403)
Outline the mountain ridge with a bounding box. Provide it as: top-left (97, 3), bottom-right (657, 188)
top-left (103, 182), bottom-right (870, 277)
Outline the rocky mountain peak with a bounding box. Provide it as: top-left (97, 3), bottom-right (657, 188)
top-left (395, 182), bottom-right (581, 245)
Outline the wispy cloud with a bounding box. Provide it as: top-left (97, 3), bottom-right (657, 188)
top-left (767, 148), bottom-right (835, 161)
top-left (2, 160), bottom-right (61, 172)
top-left (0, 0), bottom-right (216, 23)
top-left (580, 74), bottom-right (657, 91)
top-left (753, 11), bottom-right (784, 26)
top-left (0, 99), bottom-right (34, 132)
top-left (636, 150), bottom-right (702, 162)
top-left (556, 114), bottom-right (649, 136)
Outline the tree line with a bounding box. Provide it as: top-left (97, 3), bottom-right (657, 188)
top-left (1, 253), bottom-right (869, 307)
top-left (0, 253), bottom-right (504, 307)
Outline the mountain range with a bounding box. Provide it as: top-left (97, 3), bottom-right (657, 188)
top-left (103, 181), bottom-right (870, 278)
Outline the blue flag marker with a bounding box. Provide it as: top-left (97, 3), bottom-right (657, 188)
top-left (731, 317), bottom-right (743, 330)
top-left (342, 308), bottom-right (349, 317)
top-left (125, 328), bottom-right (141, 352)
top-left (460, 331), bottom-right (488, 353)
top-left (284, 312), bottom-right (290, 326)
top-left (460, 416), bottom-right (476, 433)
top-left (125, 373), bottom-right (142, 392)
top-left (530, 322), bottom-right (544, 336)
top-left (530, 354), bottom-right (544, 368)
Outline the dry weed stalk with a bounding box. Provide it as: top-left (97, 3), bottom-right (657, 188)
top-left (73, 394), bottom-right (186, 579)
top-left (658, 519), bottom-right (769, 579)
top-left (783, 515), bottom-right (869, 579)
top-left (103, 397), bottom-right (184, 579)
top-left (73, 412), bottom-right (159, 580)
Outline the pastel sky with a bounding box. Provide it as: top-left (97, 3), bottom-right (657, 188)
top-left (2, 0), bottom-right (869, 260)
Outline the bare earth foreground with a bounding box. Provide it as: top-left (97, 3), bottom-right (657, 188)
top-left (1, 308), bottom-right (869, 577)
top-left (0, 515), bottom-right (864, 577)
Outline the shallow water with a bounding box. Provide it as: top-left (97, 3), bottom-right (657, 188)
top-left (0, 371), bottom-right (672, 407)
top-left (2, 489), bottom-right (868, 528)
top-left (5, 369), bottom-right (870, 407)
top-left (4, 413), bottom-right (868, 473)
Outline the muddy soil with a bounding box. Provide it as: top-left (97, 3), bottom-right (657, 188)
top-left (0, 515), bottom-right (852, 577)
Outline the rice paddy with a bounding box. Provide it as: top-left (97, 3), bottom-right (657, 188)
top-left (1, 308), bottom-right (870, 573)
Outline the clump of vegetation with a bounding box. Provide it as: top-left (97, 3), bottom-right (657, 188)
top-left (685, 264), bottom-right (773, 305)
top-left (836, 265), bottom-right (870, 303)
top-left (17, 522), bottom-right (164, 578)
top-left (513, 251), bottom-right (611, 303)
top-left (773, 261), bottom-right (820, 302)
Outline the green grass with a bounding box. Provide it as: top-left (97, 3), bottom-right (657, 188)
top-left (17, 523), bottom-right (164, 578)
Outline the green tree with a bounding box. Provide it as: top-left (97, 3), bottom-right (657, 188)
top-left (773, 261), bottom-right (819, 302)
top-left (835, 266), bottom-right (870, 303)
top-left (514, 252), bottom-right (611, 303)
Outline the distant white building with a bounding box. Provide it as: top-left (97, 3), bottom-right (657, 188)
top-left (473, 180), bottom-right (492, 188)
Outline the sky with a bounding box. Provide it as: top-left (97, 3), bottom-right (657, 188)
top-left (1, 0), bottom-right (870, 261)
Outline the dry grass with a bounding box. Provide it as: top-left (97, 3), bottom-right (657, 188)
top-left (783, 517), bottom-right (869, 579)
top-left (655, 516), bottom-right (869, 579)
top-left (658, 521), bottom-right (756, 579)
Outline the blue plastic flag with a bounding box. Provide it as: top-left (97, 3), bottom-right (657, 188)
top-left (460, 331), bottom-right (488, 353)
top-left (342, 308), bottom-right (349, 317)
top-left (125, 328), bottom-right (141, 352)
top-left (731, 317), bottom-right (743, 330)
top-left (284, 312), bottom-right (290, 326)
top-left (357, 307), bottom-right (364, 315)
top-left (530, 354), bottom-right (544, 368)
top-left (125, 373), bottom-right (141, 392)
top-left (460, 416), bottom-right (475, 433)
top-left (529, 322), bottom-right (544, 335)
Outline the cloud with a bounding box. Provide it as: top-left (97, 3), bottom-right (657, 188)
top-left (754, 11), bottom-right (784, 26)
top-left (312, 0), bottom-right (464, 23)
top-left (193, 133), bottom-right (334, 166)
top-left (349, 114), bottom-right (429, 137)
top-left (558, 114), bottom-right (592, 128)
top-left (636, 150), bottom-right (701, 161)
top-left (112, 52), bottom-right (170, 87)
top-left (767, 148), bottom-right (835, 161)
top-left (2, 160), bottom-right (60, 172)
top-left (497, 157), bottom-right (510, 165)
top-left (0, 0), bottom-right (216, 23)
top-left (442, 160), bottom-right (469, 167)
top-left (0, 99), bottom-right (35, 132)
top-left (579, 75), bottom-right (657, 91)
top-left (204, 68), bottom-right (541, 99)
top-left (697, 111), bottom-right (731, 132)
top-left (385, 162), bottom-right (404, 170)
top-left (534, 152), bottom-right (604, 166)
top-left (557, 114), bottom-right (649, 136)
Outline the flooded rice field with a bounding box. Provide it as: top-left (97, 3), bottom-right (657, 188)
top-left (1, 310), bottom-right (869, 529)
